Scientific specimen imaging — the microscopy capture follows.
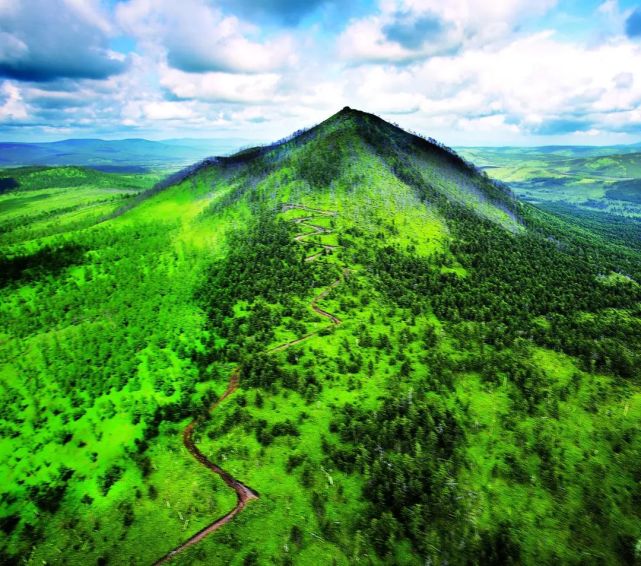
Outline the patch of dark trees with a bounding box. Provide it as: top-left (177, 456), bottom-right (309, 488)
top-left (0, 177), bottom-right (19, 193)
top-left (0, 243), bottom-right (86, 288)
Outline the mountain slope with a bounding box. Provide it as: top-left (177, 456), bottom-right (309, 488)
top-left (202, 106), bottom-right (522, 230)
top-left (1, 108), bottom-right (640, 566)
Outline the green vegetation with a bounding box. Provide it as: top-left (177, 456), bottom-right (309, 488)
top-left (1, 109), bottom-right (640, 565)
top-left (459, 146), bottom-right (641, 218)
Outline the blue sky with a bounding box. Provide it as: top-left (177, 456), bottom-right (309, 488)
top-left (2, 0), bottom-right (641, 146)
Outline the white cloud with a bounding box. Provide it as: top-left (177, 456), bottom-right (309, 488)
top-left (0, 81), bottom-right (29, 121)
top-left (598, 0), bottom-right (618, 17)
top-left (160, 66), bottom-right (283, 104)
top-left (143, 101), bottom-right (196, 121)
top-left (116, 0), bottom-right (297, 74)
top-left (332, 29), bottom-right (641, 141)
top-left (338, 0), bottom-right (558, 64)
top-left (2, 0), bottom-right (641, 144)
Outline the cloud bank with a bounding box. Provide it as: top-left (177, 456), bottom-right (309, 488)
top-left (1, 0), bottom-right (641, 145)
top-left (0, 0), bottom-right (127, 82)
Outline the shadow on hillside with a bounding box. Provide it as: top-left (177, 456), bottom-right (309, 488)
top-left (0, 177), bottom-right (19, 194)
top-left (0, 243), bottom-right (86, 288)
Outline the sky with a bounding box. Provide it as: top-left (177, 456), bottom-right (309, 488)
top-left (2, 0), bottom-right (641, 146)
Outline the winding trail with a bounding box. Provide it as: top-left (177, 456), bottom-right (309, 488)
top-left (153, 204), bottom-right (345, 565)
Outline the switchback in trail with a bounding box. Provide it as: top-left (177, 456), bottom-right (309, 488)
top-left (153, 204), bottom-right (346, 565)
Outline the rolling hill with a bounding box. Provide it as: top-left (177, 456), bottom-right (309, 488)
top-left (459, 145), bottom-right (641, 217)
top-left (0, 138), bottom-right (256, 169)
top-left (1, 107), bottom-right (640, 565)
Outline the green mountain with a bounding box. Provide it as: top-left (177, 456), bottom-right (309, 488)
top-left (1, 108), bottom-right (640, 566)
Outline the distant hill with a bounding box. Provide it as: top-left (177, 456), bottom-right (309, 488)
top-left (0, 165), bottom-right (160, 195)
top-left (0, 138), bottom-right (258, 169)
top-left (458, 142), bottom-right (641, 161)
top-left (458, 144), bottom-right (641, 217)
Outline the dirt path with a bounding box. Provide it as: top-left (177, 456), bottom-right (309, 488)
top-left (153, 204), bottom-right (344, 564)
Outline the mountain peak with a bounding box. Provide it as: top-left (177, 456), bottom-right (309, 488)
top-left (322, 106), bottom-right (379, 127)
top-left (151, 107), bottom-right (520, 231)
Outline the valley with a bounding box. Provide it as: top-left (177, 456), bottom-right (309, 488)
top-left (459, 145), bottom-right (641, 217)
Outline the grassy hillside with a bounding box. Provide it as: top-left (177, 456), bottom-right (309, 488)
top-left (1, 108), bottom-right (640, 565)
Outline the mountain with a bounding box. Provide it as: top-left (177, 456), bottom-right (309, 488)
top-left (163, 106), bottom-right (522, 228)
top-left (1, 108), bottom-right (640, 566)
top-left (0, 138), bottom-right (251, 169)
